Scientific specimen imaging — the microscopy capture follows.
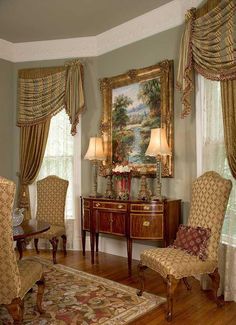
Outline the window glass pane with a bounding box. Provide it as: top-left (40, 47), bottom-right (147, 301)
top-left (200, 77), bottom-right (236, 245)
top-left (38, 110), bottom-right (74, 218)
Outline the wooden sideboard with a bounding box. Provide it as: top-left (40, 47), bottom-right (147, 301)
top-left (81, 197), bottom-right (181, 271)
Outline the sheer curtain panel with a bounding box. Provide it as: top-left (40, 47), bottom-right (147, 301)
top-left (197, 75), bottom-right (236, 301)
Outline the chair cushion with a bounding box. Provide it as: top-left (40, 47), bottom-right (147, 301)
top-left (35, 225), bottom-right (65, 239)
top-left (18, 258), bottom-right (43, 298)
top-left (140, 247), bottom-right (217, 279)
top-left (172, 225), bottom-right (211, 260)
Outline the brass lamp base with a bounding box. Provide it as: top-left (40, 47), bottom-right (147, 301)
top-left (89, 193), bottom-right (103, 198)
top-left (151, 195), bottom-right (166, 201)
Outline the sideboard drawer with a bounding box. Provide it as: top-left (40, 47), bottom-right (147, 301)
top-left (130, 213), bottom-right (163, 239)
top-left (130, 203), bottom-right (164, 213)
top-left (93, 201), bottom-right (127, 211)
top-left (83, 199), bottom-right (90, 208)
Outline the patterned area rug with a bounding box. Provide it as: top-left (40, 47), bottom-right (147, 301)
top-left (0, 258), bottom-right (165, 324)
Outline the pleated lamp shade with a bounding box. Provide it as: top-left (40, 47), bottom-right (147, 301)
top-left (84, 137), bottom-right (105, 161)
top-left (145, 128), bottom-right (171, 157)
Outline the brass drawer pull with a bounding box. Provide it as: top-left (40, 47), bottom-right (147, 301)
top-left (143, 205), bottom-right (150, 210)
top-left (143, 221), bottom-right (150, 227)
top-left (118, 204), bottom-right (123, 209)
top-left (95, 203), bottom-right (101, 207)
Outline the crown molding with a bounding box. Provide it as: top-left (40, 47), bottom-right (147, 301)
top-left (0, 0), bottom-right (202, 63)
top-left (0, 39), bottom-right (15, 62)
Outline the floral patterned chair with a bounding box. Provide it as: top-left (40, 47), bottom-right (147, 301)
top-left (137, 171), bottom-right (232, 321)
top-left (0, 176), bottom-right (45, 324)
top-left (34, 175), bottom-right (69, 264)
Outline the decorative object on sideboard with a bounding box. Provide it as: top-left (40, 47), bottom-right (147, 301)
top-left (145, 128), bottom-right (171, 200)
top-left (138, 167), bottom-right (152, 201)
top-left (12, 208), bottom-right (24, 226)
top-left (104, 168), bottom-right (115, 199)
top-left (112, 165), bottom-right (131, 200)
top-left (84, 137), bottom-right (105, 197)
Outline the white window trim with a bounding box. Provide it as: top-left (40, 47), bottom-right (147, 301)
top-left (195, 73), bottom-right (204, 177)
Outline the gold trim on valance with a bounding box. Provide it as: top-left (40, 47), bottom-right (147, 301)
top-left (18, 66), bottom-right (65, 79)
top-left (17, 70), bottom-right (66, 126)
top-left (177, 0), bottom-right (236, 117)
top-left (196, 0), bottom-right (221, 18)
top-left (17, 59), bottom-right (85, 135)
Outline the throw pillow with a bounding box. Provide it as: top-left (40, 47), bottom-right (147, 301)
top-left (172, 224), bottom-right (211, 261)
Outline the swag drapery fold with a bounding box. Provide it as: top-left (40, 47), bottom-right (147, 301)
top-left (17, 60), bottom-right (85, 217)
top-left (177, 0), bottom-right (236, 117)
top-left (221, 80), bottom-right (236, 178)
top-left (177, 0), bottom-right (236, 178)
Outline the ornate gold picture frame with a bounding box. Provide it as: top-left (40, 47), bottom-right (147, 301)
top-left (100, 60), bottom-right (174, 177)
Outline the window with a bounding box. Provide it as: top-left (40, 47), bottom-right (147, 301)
top-left (196, 75), bottom-right (236, 247)
top-left (37, 110), bottom-right (74, 218)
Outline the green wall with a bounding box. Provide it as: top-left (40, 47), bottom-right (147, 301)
top-left (97, 26), bottom-right (196, 221)
top-left (11, 25), bottom-right (196, 222)
top-left (0, 59), bottom-right (14, 180)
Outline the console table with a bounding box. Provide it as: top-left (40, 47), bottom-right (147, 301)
top-left (81, 197), bottom-right (181, 271)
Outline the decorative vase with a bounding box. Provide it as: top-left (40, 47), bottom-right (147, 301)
top-left (115, 173), bottom-right (131, 200)
top-left (112, 165), bottom-right (132, 200)
top-left (12, 208), bottom-right (24, 227)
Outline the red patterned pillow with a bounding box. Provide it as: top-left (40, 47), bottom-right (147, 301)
top-left (172, 225), bottom-right (211, 261)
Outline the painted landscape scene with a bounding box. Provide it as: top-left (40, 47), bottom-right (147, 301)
top-left (112, 77), bottom-right (161, 167)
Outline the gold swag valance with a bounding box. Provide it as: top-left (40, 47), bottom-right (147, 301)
top-left (17, 59), bottom-right (85, 135)
top-left (177, 0), bottom-right (236, 117)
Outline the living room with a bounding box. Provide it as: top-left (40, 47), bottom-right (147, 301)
top-left (0, 0), bottom-right (235, 324)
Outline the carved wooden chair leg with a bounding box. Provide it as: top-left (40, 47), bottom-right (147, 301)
top-left (36, 274), bottom-right (45, 314)
top-left (49, 237), bottom-right (59, 264)
top-left (208, 268), bottom-right (224, 307)
top-left (183, 277), bottom-right (191, 291)
top-left (166, 275), bottom-right (180, 322)
top-left (61, 234), bottom-right (67, 256)
top-left (34, 238), bottom-right (39, 254)
top-left (5, 297), bottom-right (24, 324)
top-left (137, 262), bottom-right (147, 296)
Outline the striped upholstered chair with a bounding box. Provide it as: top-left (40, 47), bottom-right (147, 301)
top-left (138, 171), bottom-right (232, 321)
top-left (0, 176), bottom-right (45, 324)
top-left (34, 175), bottom-right (69, 264)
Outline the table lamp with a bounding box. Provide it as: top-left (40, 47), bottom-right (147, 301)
top-left (84, 137), bottom-right (105, 197)
top-left (145, 128), bottom-right (171, 200)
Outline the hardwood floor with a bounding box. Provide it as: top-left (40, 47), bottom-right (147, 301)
top-left (24, 249), bottom-right (236, 325)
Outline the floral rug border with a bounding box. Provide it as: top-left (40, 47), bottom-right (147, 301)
top-left (32, 256), bottom-right (165, 324)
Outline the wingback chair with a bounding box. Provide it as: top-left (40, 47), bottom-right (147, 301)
top-left (138, 171), bottom-right (232, 321)
top-left (34, 175), bottom-right (69, 264)
top-left (0, 176), bottom-right (45, 324)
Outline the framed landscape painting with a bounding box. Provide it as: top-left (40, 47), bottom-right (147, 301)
top-left (100, 60), bottom-right (174, 177)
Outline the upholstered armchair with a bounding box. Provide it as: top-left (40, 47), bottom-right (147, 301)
top-left (0, 176), bottom-right (45, 324)
top-left (34, 175), bottom-right (69, 264)
top-left (138, 171), bottom-right (232, 321)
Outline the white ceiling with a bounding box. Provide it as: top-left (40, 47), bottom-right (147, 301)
top-left (0, 0), bottom-right (204, 62)
top-left (0, 0), bottom-right (172, 43)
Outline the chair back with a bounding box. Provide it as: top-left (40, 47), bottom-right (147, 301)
top-left (188, 171), bottom-right (232, 261)
top-left (0, 176), bottom-right (21, 305)
top-left (36, 175), bottom-right (69, 226)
